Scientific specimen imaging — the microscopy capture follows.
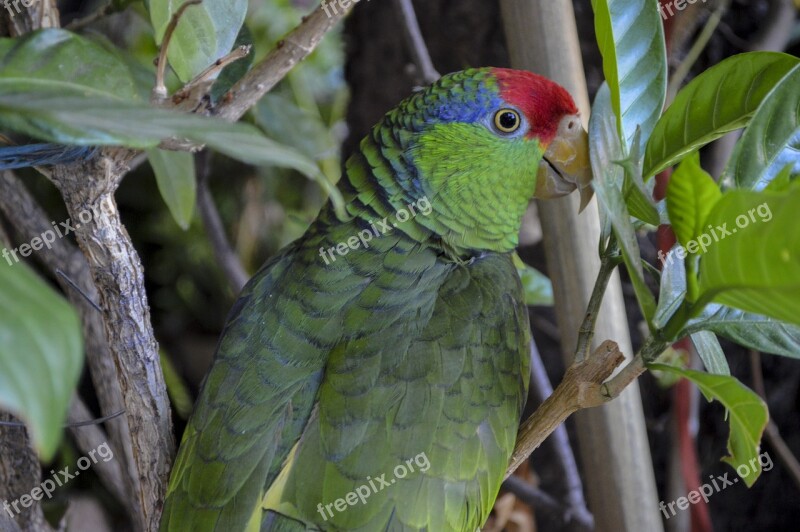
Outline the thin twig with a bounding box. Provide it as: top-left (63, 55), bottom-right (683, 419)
top-left (574, 235), bottom-right (620, 362)
top-left (216, 1), bottom-right (355, 122)
top-left (195, 151), bottom-right (249, 293)
top-left (392, 0), bottom-right (440, 85)
top-left (0, 170), bottom-right (140, 522)
top-left (666, 0), bottom-right (730, 102)
top-left (67, 398), bottom-right (128, 504)
top-left (153, 0), bottom-right (203, 102)
top-left (64, 2), bottom-right (109, 31)
top-left (502, 476), bottom-right (594, 532)
top-left (527, 340), bottom-right (594, 530)
top-left (749, 350), bottom-right (800, 491)
top-left (175, 44), bottom-right (252, 102)
top-left (56, 268), bottom-right (102, 312)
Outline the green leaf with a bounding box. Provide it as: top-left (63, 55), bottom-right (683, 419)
top-left (685, 304), bottom-right (800, 359)
top-left (0, 92), bottom-right (343, 212)
top-left (666, 152), bottom-right (722, 248)
top-left (150, 0), bottom-right (248, 82)
top-left (590, 84), bottom-right (657, 323)
top-left (644, 52), bottom-right (800, 179)
top-left (512, 254), bottom-right (554, 306)
top-left (590, 0), bottom-right (667, 152)
top-left (649, 363), bottom-right (768, 487)
top-left (0, 259), bottom-right (83, 460)
top-left (724, 63), bottom-right (800, 190)
top-left (147, 149), bottom-right (196, 230)
top-left (160, 351), bottom-right (193, 420)
top-left (690, 330), bottom-right (730, 375)
top-left (654, 247), bottom-right (686, 329)
top-left (0, 29), bottom-right (138, 100)
top-left (697, 186), bottom-right (800, 325)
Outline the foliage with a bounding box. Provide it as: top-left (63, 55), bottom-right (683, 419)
top-left (589, 0), bottom-right (799, 486)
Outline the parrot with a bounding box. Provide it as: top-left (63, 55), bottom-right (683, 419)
top-left (160, 67), bottom-right (592, 532)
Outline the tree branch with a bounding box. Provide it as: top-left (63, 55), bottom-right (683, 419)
top-left (216, 2), bottom-right (355, 122)
top-left (48, 154), bottom-right (173, 532)
top-left (195, 151), bottom-right (248, 293)
top-left (392, 0), bottom-right (440, 84)
top-left (526, 340), bottom-right (594, 530)
top-left (507, 340), bottom-right (626, 477)
top-left (0, 170), bottom-right (141, 523)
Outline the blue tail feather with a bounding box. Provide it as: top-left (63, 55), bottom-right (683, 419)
top-left (0, 143), bottom-right (97, 170)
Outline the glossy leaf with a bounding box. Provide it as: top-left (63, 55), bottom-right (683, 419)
top-left (686, 304), bottom-right (800, 359)
top-left (0, 29), bottom-right (137, 100)
top-left (697, 186), bottom-right (800, 325)
top-left (147, 148), bottom-right (196, 230)
top-left (724, 63), bottom-right (800, 190)
top-left (150, 0), bottom-right (248, 82)
top-left (0, 92), bottom-right (342, 211)
top-left (0, 259), bottom-right (83, 460)
top-left (644, 52), bottom-right (800, 179)
top-left (690, 330), bottom-right (730, 375)
top-left (590, 84), bottom-right (657, 322)
top-left (666, 152), bottom-right (722, 249)
top-left (590, 0), bottom-right (667, 152)
top-left (654, 247), bottom-right (686, 329)
top-left (649, 363), bottom-right (768, 487)
top-left (513, 254), bottom-right (554, 306)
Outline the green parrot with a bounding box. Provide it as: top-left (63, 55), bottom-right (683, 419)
top-left (160, 67), bottom-right (592, 532)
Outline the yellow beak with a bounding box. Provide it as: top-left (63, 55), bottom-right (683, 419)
top-left (534, 114), bottom-right (594, 212)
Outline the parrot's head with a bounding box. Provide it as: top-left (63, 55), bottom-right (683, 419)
top-left (362, 67), bottom-right (593, 255)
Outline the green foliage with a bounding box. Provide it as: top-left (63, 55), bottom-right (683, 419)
top-left (512, 254), bottom-right (554, 306)
top-left (589, 83), bottom-right (657, 325)
top-left (685, 305), bottom-right (800, 359)
top-left (147, 149), bottom-right (197, 230)
top-left (689, 331), bottom-right (730, 376)
top-left (0, 259), bottom-right (83, 460)
top-left (724, 64), bottom-right (800, 190)
top-left (0, 29), bottom-right (138, 99)
top-left (149, 0), bottom-right (248, 82)
top-left (666, 152), bottom-right (721, 251)
top-left (697, 185), bottom-right (800, 325)
top-left (590, 0), bottom-right (667, 153)
top-left (589, 0), bottom-right (800, 489)
top-left (644, 52), bottom-right (800, 179)
top-left (649, 364), bottom-right (768, 487)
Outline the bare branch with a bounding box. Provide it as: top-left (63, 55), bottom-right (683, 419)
top-left (153, 0), bottom-right (204, 102)
top-left (0, 170), bottom-right (142, 525)
top-left (507, 340), bottom-right (626, 477)
top-left (68, 397), bottom-right (128, 504)
top-left (48, 154), bottom-right (174, 532)
top-left (527, 340), bottom-right (594, 531)
top-left (392, 0), bottom-right (440, 84)
top-left (195, 151), bottom-right (248, 293)
top-left (749, 350), bottom-right (800, 491)
top-left (0, 413), bottom-right (53, 532)
top-left (216, 2), bottom-right (355, 122)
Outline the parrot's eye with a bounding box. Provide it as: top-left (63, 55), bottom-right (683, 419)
top-left (493, 109), bottom-right (521, 134)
